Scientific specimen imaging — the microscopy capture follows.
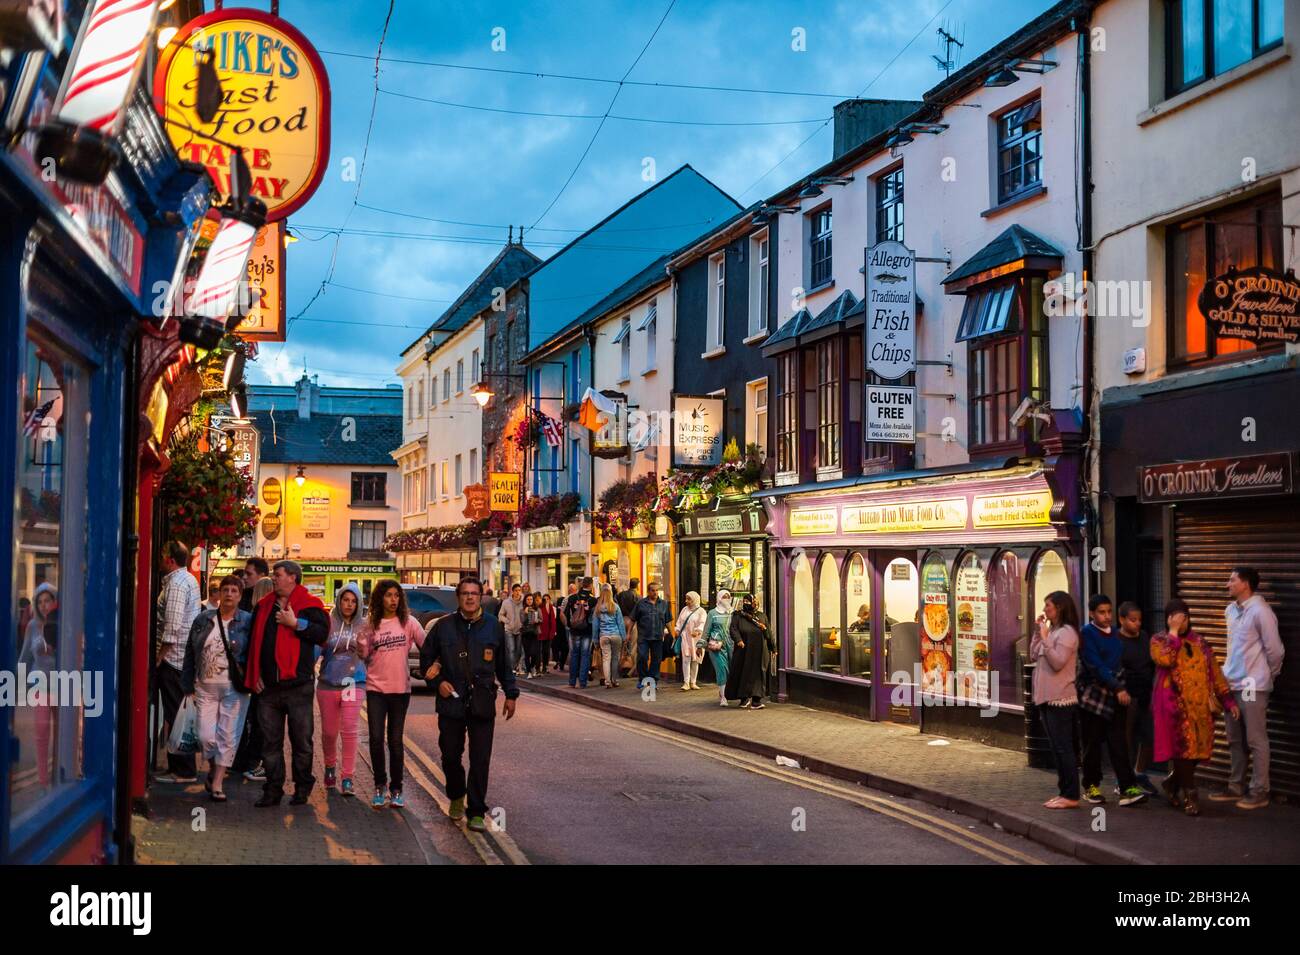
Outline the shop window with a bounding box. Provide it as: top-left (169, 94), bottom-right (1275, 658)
top-left (1167, 0), bottom-right (1284, 95)
top-left (990, 551), bottom-right (1025, 708)
top-left (954, 553), bottom-right (991, 706)
top-left (1166, 191), bottom-right (1284, 367)
top-left (774, 353), bottom-right (798, 477)
top-left (1031, 549), bottom-right (1071, 620)
top-left (815, 338), bottom-right (841, 473)
top-left (816, 555), bottom-right (843, 674)
top-left (647, 542), bottom-right (670, 595)
top-left (996, 98), bottom-right (1042, 204)
top-left (875, 165), bottom-right (904, 244)
top-left (11, 330), bottom-right (89, 832)
top-left (714, 541), bottom-right (754, 602)
top-left (809, 207), bottom-right (833, 289)
top-left (350, 520), bottom-right (387, 553)
top-left (964, 278), bottom-right (1049, 454)
top-left (884, 558), bottom-right (920, 685)
top-left (792, 552), bottom-right (815, 672)
top-left (845, 554), bottom-right (872, 680)
top-left (919, 554), bottom-right (951, 695)
top-left (351, 472), bottom-right (386, 506)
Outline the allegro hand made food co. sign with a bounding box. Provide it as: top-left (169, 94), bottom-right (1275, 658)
top-left (154, 8), bottom-right (331, 220)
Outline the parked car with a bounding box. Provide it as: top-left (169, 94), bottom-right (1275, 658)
top-left (403, 584), bottom-right (458, 684)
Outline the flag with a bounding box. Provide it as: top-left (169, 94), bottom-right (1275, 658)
top-left (22, 398), bottom-right (55, 438)
top-left (540, 414), bottom-right (563, 448)
top-left (578, 387), bottom-right (617, 432)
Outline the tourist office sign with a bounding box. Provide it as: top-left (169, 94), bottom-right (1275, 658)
top-left (864, 240), bottom-right (917, 381)
top-left (1138, 452), bottom-right (1296, 504)
top-left (154, 8), bottom-right (331, 220)
top-left (1197, 266), bottom-right (1300, 346)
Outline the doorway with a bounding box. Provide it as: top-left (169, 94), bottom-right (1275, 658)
top-left (872, 550), bottom-right (920, 722)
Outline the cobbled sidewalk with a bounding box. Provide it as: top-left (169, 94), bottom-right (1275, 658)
top-left (521, 670), bottom-right (1300, 865)
top-left (134, 720), bottom-right (437, 865)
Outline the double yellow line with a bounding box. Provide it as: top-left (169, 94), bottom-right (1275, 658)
top-left (527, 693), bottom-right (1045, 865)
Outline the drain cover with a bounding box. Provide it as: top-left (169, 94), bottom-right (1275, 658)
top-left (621, 791), bottom-right (711, 803)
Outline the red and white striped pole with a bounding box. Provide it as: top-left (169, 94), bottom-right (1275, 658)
top-left (37, 0), bottom-right (162, 183)
top-left (185, 200), bottom-right (267, 320)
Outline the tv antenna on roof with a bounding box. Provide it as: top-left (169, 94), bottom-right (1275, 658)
top-left (933, 23), bottom-right (965, 77)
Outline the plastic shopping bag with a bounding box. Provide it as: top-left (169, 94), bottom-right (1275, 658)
top-left (167, 694), bottom-right (199, 755)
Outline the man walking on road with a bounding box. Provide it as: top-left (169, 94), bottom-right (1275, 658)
top-left (631, 582), bottom-right (671, 690)
top-left (421, 576), bottom-right (519, 832)
top-left (1211, 566), bottom-right (1284, 810)
top-left (155, 540), bottom-right (201, 783)
top-left (499, 583), bottom-right (524, 675)
top-left (245, 560), bottom-right (330, 807)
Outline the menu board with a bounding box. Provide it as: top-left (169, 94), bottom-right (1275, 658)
top-left (954, 555), bottom-right (990, 705)
top-left (919, 558), bottom-right (953, 695)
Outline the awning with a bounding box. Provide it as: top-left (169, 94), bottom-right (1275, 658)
top-left (942, 224), bottom-right (1063, 292)
top-left (760, 308), bottom-right (812, 357)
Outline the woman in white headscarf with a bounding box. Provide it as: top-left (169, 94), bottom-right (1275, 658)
top-left (673, 591), bottom-right (708, 691)
top-left (703, 590), bottom-right (735, 706)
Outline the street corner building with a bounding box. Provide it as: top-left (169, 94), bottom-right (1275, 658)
top-left (1, 1), bottom-right (219, 862)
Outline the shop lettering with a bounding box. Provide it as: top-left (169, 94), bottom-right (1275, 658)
top-left (869, 339), bottom-right (913, 365)
top-left (868, 248), bottom-right (913, 270)
top-left (1142, 460), bottom-right (1287, 500)
top-left (202, 30), bottom-right (301, 78)
top-left (1197, 266), bottom-right (1300, 345)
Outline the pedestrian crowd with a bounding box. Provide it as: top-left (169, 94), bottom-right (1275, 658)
top-left (153, 549), bottom-right (518, 833)
top-left (1031, 565), bottom-right (1283, 816)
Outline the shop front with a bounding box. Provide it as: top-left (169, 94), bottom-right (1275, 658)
top-left (479, 535), bottom-right (518, 595)
top-left (594, 516), bottom-right (675, 601)
top-left (1102, 364), bottom-right (1300, 799)
top-left (215, 558), bottom-right (399, 608)
top-left (675, 499), bottom-right (770, 614)
top-left (766, 463), bottom-right (1082, 750)
top-left (518, 519), bottom-right (593, 597)
top-left (396, 549), bottom-right (478, 587)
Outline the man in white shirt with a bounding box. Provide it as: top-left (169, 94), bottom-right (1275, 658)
top-left (1210, 566), bottom-right (1285, 810)
top-left (155, 540), bottom-right (201, 782)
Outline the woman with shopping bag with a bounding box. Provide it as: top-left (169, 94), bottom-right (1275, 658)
top-left (673, 592), bottom-right (707, 691)
top-left (181, 574), bottom-right (252, 802)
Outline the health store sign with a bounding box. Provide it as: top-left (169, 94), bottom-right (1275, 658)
top-left (154, 8), bottom-right (331, 220)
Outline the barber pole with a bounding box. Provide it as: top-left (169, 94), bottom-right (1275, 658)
top-left (184, 215), bottom-right (258, 319)
top-left (58, 0), bottom-right (161, 134)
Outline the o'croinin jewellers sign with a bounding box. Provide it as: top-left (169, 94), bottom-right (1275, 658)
top-left (1138, 452), bottom-right (1295, 504)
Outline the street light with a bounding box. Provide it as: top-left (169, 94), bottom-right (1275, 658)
top-left (471, 381), bottom-right (493, 407)
top-left (295, 465), bottom-right (306, 488)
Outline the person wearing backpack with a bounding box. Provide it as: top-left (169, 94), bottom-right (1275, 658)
top-left (420, 577), bottom-right (519, 832)
top-left (565, 578), bottom-right (597, 689)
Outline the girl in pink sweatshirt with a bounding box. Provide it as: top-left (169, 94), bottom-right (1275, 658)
top-left (361, 580), bottom-right (426, 809)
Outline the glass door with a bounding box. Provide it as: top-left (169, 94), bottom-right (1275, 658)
top-left (872, 550), bottom-right (920, 722)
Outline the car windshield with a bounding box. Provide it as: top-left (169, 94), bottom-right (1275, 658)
top-left (404, 589), bottom-right (458, 614)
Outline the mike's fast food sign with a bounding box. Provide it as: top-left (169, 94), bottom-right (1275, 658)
top-left (154, 8), bottom-right (330, 221)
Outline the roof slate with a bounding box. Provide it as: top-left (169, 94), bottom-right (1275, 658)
top-left (252, 411), bottom-right (403, 467)
top-left (942, 224), bottom-right (1064, 286)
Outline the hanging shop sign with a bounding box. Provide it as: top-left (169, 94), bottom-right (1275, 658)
top-left (154, 8), bottom-right (331, 220)
top-left (671, 394), bottom-right (725, 467)
top-left (261, 476), bottom-right (282, 507)
top-left (1196, 266), bottom-right (1300, 346)
top-left (954, 553), bottom-right (990, 705)
top-left (865, 384), bottom-right (915, 444)
top-left (591, 391), bottom-right (629, 457)
top-left (300, 494), bottom-right (330, 531)
top-left (971, 490), bottom-right (1053, 528)
top-left (1138, 452), bottom-right (1295, 504)
top-left (261, 511), bottom-right (281, 540)
top-left (489, 471), bottom-right (521, 512)
top-left (462, 483), bottom-right (490, 520)
top-left (919, 556), bottom-right (953, 697)
top-left (864, 240), bottom-right (917, 380)
top-left (231, 220), bottom-right (285, 341)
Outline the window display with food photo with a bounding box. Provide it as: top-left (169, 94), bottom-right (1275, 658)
top-left (954, 553), bottom-right (991, 704)
top-left (919, 556), bottom-right (953, 694)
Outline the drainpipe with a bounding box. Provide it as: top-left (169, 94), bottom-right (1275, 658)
top-left (1075, 10), bottom-right (1098, 599)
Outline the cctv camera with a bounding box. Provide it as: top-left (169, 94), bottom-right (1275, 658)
top-left (1009, 397), bottom-right (1037, 430)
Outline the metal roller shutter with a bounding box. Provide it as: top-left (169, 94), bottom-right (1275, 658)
top-left (1173, 501), bottom-right (1300, 799)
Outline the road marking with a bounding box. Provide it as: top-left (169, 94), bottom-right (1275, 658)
top-left (527, 693), bottom-right (1046, 865)
top-left (363, 703), bottom-right (528, 866)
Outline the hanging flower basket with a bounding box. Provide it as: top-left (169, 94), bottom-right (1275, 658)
top-left (160, 433), bottom-right (259, 549)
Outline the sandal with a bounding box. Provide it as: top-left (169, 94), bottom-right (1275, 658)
top-left (210, 790), bottom-right (227, 802)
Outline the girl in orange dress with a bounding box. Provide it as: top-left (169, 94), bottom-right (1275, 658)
top-left (1150, 598), bottom-right (1239, 816)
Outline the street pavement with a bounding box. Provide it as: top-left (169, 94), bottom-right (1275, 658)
top-left (517, 668), bottom-right (1300, 865)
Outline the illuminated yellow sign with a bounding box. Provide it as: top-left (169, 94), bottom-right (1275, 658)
top-left (489, 472), bottom-right (521, 512)
top-left (154, 10), bottom-right (331, 220)
top-left (972, 491), bottom-right (1053, 528)
top-left (843, 498), bottom-right (968, 534)
top-left (789, 507), bottom-right (838, 536)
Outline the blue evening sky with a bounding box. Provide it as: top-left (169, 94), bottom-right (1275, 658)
top-left (253, 0), bottom-right (1055, 388)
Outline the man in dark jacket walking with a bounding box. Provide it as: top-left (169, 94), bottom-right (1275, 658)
top-left (245, 560), bottom-right (329, 807)
top-left (631, 583), bottom-right (671, 689)
top-left (421, 577), bottom-right (519, 832)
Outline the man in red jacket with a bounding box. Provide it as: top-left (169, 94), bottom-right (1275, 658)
top-left (245, 560), bottom-right (329, 807)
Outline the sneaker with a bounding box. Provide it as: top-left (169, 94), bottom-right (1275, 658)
top-left (681, 684), bottom-right (692, 692)
top-left (1082, 785), bottom-right (1106, 804)
top-left (243, 765), bottom-right (266, 781)
top-left (467, 815), bottom-right (488, 832)
top-left (340, 778), bottom-right (355, 797)
top-left (154, 773), bottom-right (198, 784)
top-left (372, 789), bottom-right (388, 809)
top-left (1118, 786), bottom-right (1149, 807)
top-left (323, 767), bottom-right (337, 790)
top-left (1208, 785), bottom-right (1246, 803)
top-left (1236, 790), bottom-right (1270, 810)
top-left (1135, 773), bottom-right (1159, 796)
top-left (448, 796), bottom-right (466, 821)
top-left (390, 789), bottom-right (405, 809)
top-left (749, 701), bottom-right (766, 710)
